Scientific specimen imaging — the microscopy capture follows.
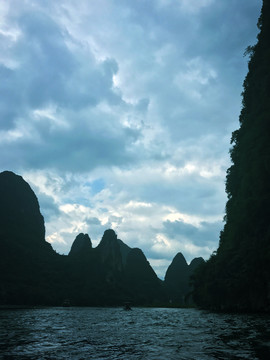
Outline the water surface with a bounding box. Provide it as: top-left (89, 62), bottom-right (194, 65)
top-left (1, 307), bottom-right (270, 359)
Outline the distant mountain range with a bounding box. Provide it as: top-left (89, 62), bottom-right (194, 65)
top-left (0, 171), bottom-right (204, 307)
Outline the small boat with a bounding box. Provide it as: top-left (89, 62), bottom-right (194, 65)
top-left (123, 302), bottom-right (132, 311)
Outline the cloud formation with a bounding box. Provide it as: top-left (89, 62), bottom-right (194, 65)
top-left (0, 0), bottom-right (261, 277)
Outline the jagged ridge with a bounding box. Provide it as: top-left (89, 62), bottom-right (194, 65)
top-left (0, 171), bottom-right (203, 307)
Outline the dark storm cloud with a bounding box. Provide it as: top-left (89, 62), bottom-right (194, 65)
top-left (131, 170), bottom-right (226, 216)
top-left (37, 192), bottom-right (60, 221)
top-left (163, 219), bottom-right (223, 248)
top-left (1, 12), bottom-right (74, 131)
top-left (0, 119), bottom-right (140, 172)
top-left (14, 11), bottom-right (120, 109)
top-left (116, 0), bottom-right (260, 141)
top-left (0, 9), bottom-right (143, 172)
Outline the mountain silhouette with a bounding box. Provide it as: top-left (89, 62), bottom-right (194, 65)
top-left (0, 170), bottom-right (202, 307)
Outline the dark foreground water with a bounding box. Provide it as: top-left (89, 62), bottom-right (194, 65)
top-left (1, 307), bottom-right (270, 360)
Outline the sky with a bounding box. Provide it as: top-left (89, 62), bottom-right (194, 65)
top-left (0, 0), bottom-right (262, 278)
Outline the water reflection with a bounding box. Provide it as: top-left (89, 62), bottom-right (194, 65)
top-left (0, 307), bottom-right (270, 359)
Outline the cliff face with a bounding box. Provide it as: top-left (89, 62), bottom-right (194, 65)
top-left (165, 253), bottom-right (189, 284)
top-left (123, 248), bottom-right (165, 304)
top-left (69, 233), bottom-right (92, 256)
top-left (67, 230), bottom-right (164, 305)
top-left (189, 257), bottom-right (204, 273)
top-left (125, 248), bottom-right (158, 281)
top-left (192, 1), bottom-right (270, 312)
top-left (0, 171), bottom-right (46, 247)
top-left (0, 171), bottom-right (57, 305)
top-left (97, 229), bottom-right (123, 272)
top-left (117, 239), bottom-right (131, 265)
top-left (164, 253), bottom-right (204, 305)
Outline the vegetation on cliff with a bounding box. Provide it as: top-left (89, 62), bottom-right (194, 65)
top-left (193, 0), bottom-right (270, 312)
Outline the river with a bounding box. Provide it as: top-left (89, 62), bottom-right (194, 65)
top-left (1, 307), bottom-right (270, 359)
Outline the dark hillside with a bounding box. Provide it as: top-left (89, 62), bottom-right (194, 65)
top-left (193, 0), bottom-right (270, 312)
top-left (0, 170), bottom-right (203, 307)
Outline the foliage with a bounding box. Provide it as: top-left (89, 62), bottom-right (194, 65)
top-left (193, 0), bottom-right (270, 312)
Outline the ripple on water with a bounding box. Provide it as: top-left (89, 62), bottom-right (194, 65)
top-left (1, 307), bottom-right (270, 359)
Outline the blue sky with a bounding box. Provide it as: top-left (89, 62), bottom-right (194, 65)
top-left (0, 0), bottom-right (261, 277)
